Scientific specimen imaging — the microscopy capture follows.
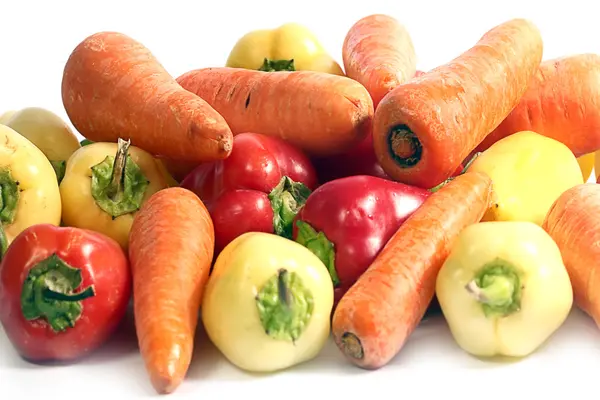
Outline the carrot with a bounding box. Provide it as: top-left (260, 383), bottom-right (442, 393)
top-left (342, 14), bottom-right (417, 108)
top-left (472, 54), bottom-right (600, 158)
top-left (372, 18), bottom-right (543, 189)
top-left (128, 187), bottom-right (214, 394)
top-left (62, 31), bottom-right (233, 164)
top-left (175, 67), bottom-right (374, 157)
top-left (542, 183), bottom-right (600, 327)
top-left (332, 171), bottom-right (493, 369)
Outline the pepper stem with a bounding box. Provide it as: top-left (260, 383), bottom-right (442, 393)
top-left (465, 258), bottom-right (522, 318)
top-left (106, 138), bottom-right (130, 201)
top-left (0, 223), bottom-right (7, 262)
top-left (0, 167), bottom-right (20, 225)
top-left (268, 176), bottom-right (312, 239)
top-left (258, 58), bottom-right (296, 72)
top-left (295, 220), bottom-right (340, 286)
top-left (50, 160), bottom-right (66, 184)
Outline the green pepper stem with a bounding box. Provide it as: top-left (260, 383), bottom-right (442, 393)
top-left (44, 286), bottom-right (96, 302)
top-left (388, 124), bottom-right (423, 169)
top-left (258, 58), bottom-right (296, 72)
top-left (0, 223), bottom-right (7, 262)
top-left (106, 138), bottom-right (130, 201)
top-left (0, 167), bottom-right (20, 225)
top-left (269, 176), bottom-right (312, 239)
top-left (295, 220), bottom-right (340, 286)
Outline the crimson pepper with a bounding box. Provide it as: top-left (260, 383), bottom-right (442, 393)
top-left (180, 132), bottom-right (318, 255)
top-left (0, 224), bottom-right (131, 362)
top-left (292, 175), bottom-right (430, 306)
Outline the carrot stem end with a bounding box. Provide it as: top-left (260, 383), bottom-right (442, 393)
top-left (388, 125), bottom-right (422, 169)
top-left (340, 332), bottom-right (364, 360)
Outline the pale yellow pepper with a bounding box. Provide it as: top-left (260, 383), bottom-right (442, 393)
top-left (202, 232), bottom-right (334, 373)
top-left (226, 23), bottom-right (344, 76)
top-left (468, 130), bottom-right (583, 226)
top-left (59, 138), bottom-right (170, 249)
top-left (436, 221), bottom-right (573, 358)
top-left (4, 107), bottom-right (81, 183)
top-left (0, 125), bottom-right (61, 244)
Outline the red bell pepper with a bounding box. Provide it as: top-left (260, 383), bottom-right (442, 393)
top-left (0, 224), bottom-right (131, 362)
top-left (292, 175), bottom-right (430, 306)
top-left (180, 132), bottom-right (318, 255)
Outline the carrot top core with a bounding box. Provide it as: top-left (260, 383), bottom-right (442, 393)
top-left (388, 125), bottom-right (423, 168)
top-left (464, 259), bottom-right (522, 318)
top-left (255, 268), bottom-right (314, 342)
top-left (259, 58), bottom-right (296, 72)
top-left (0, 167), bottom-right (19, 224)
top-left (340, 332), bottom-right (364, 360)
top-left (294, 220), bottom-right (340, 286)
top-left (90, 138), bottom-right (150, 219)
top-left (21, 253), bottom-right (96, 333)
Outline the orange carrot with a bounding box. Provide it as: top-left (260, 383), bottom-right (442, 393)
top-left (62, 31), bottom-right (233, 164)
top-left (128, 187), bottom-right (214, 394)
top-left (332, 171), bottom-right (493, 369)
top-left (542, 183), bottom-right (600, 327)
top-left (372, 19), bottom-right (543, 189)
top-left (343, 14), bottom-right (417, 108)
top-left (176, 67), bottom-right (374, 157)
top-left (473, 54), bottom-right (600, 157)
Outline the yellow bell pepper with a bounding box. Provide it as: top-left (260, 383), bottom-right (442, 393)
top-left (468, 130), bottom-right (583, 226)
top-left (0, 125), bottom-right (61, 244)
top-left (4, 107), bottom-right (81, 183)
top-left (577, 152), bottom-right (595, 182)
top-left (59, 138), bottom-right (170, 249)
top-left (202, 231), bottom-right (334, 373)
top-left (436, 221), bottom-right (573, 358)
top-left (226, 22), bottom-right (344, 76)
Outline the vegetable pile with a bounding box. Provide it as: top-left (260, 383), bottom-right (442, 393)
top-left (1, 14), bottom-right (600, 395)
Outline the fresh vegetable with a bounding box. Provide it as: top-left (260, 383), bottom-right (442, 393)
top-left (4, 107), bottom-right (81, 183)
top-left (176, 67), bottom-right (374, 157)
top-left (342, 14), bottom-right (417, 108)
top-left (293, 175), bottom-right (430, 305)
top-left (332, 171), bottom-right (493, 369)
top-left (61, 31), bottom-right (234, 164)
top-left (180, 132), bottom-right (318, 255)
top-left (468, 131), bottom-right (583, 226)
top-left (156, 156), bottom-right (199, 183)
top-left (128, 187), bottom-right (214, 394)
top-left (0, 124), bottom-right (62, 244)
top-left (202, 231), bottom-right (333, 373)
top-left (372, 19), bottom-right (543, 189)
top-left (472, 54), bottom-right (600, 158)
top-left (0, 110), bottom-right (16, 124)
top-left (578, 152), bottom-right (595, 182)
top-left (543, 183), bottom-right (600, 329)
top-left (0, 223), bottom-right (131, 362)
top-left (436, 221), bottom-right (573, 358)
top-left (226, 22), bottom-right (344, 76)
top-left (60, 138), bottom-right (171, 249)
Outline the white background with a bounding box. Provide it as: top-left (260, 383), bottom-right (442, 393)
top-left (1, 0), bottom-right (600, 398)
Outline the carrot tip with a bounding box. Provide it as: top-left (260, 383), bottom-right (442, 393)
top-left (340, 332), bottom-right (364, 360)
top-left (150, 374), bottom-right (181, 395)
top-left (388, 124), bottom-right (422, 168)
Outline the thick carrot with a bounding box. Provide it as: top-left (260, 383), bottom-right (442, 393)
top-left (332, 171), bottom-right (493, 369)
top-left (62, 31), bottom-right (233, 164)
top-left (128, 187), bottom-right (214, 394)
top-left (342, 14), bottom-right (417, 108)
top-left (473, 54), bottom-right (600, 157)
top-left (372, 19), bottom-right (543, 189)
top-left (176, 67), bottom-right (374, 157)
top-left (542, 183), bottom-right (600, 327)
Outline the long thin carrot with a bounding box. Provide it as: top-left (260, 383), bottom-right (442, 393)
top-left (472, 54), bottom-right (600, 157)
top-left (128, 187), bottom-right (214, 394)
top-left (542, 183), bottom-right (600, 327)
top-left (332, 171), bottom-right (493, 369)
top-left (372, 18), bottom-right (543, 189)
top-left (176, 67), bottom-right (374, 157)
top-left (62, 31), bottom-right (233, 164)
top-left (342, 14), bottom-right (417, 108)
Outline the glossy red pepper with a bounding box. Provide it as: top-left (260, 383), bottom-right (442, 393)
top-left (292, 175), bottom-right (430, 306)
top-left (180, 132), bottom-right (318, 255)
top-left (0, 224), bottom-right (131, 363)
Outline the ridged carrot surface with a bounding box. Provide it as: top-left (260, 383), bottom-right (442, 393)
top-left (128, 187), bottom-right (214, 394)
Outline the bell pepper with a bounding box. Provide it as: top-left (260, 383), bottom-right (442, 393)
top-left (0, 124), bottom-right (62, 244)
top-left (436, 221), bottom-right (573, 358)
top-left (59, 138), bottom-right (171, 249)
top-left (468, 130), bottom-right (584, 226)
top-left (0, 223), bottom-right (131, 362)
top-left (292, 175), bottom-right (430, 305)
top-left (202, 231), bottom-right (334, 372)
top-left (5, 107), bottom-right (81, 183)
top-left (226, 22), bottom-right (344, 76)
top-left (180, 132), bottom-right (318, 255)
